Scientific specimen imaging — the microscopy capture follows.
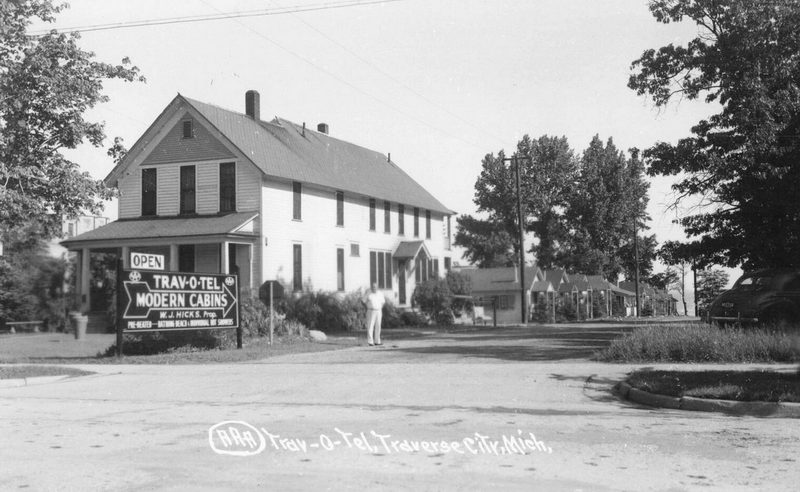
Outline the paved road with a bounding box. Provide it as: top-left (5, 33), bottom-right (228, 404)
top-left (1, 324), bottom-right (798, 491)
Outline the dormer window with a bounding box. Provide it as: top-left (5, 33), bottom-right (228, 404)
top-left (182, 120), bottom-right (194, 139)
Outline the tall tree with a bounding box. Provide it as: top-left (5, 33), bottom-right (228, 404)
top-left (629, 0), bottom-right (800, 269)
top-left (559, 136), bottom-right (656, 281)
top-left (455, 136), bottom-right (577, 268)
top-left (0, 0), bottom-right (144, 241)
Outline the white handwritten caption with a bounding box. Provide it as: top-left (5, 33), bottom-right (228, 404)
top-left (208, 421), bottom-right (553, 457)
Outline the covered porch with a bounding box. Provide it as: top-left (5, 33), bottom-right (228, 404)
top-left (61, 213), bottom-right (258, 332)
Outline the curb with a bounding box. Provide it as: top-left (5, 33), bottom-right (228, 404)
top-left (615, 381), bottom-right (800, 418)
top-left (0, 375), bottom-right (71, 389)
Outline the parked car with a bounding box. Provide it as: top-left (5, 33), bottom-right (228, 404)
top-left (707, 269), bottom-right (800, 327)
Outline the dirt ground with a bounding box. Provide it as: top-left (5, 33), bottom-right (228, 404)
top-left (2, 323), bottom-right (798, 491)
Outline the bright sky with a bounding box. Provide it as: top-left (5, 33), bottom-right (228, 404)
top-left (36, 0), bottom-right (739, 292)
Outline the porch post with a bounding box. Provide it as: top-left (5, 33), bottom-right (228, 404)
top-left (121, 246), bottom-right (130, 269)
top-left (169, 244), bottom-right (179, 271)
top-left (221, 241), bottom-right (229, 274)
top-left (80, 248), bottom-right (91, 313)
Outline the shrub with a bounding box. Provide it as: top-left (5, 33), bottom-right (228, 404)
top-left (446, 271), bottom-right (473, 316)
top-left (105, 330), bottom-right (232, 356)
top-left (556, 298), bottom-right (577, 323)
top-left (400, 310), bottom-right (428, 327)
top-left (599, 323), bottom-right (800, 363)
top-left (382, 301), bottom-right (403, 328)
top-left (591, 294), bottom-right (608, 319)
top-left (282, 290), bottom-right (365, 333)
top-left (531, 301), bottom-right (554, 323)
top-left (412, 279), bottom-right (453, 325)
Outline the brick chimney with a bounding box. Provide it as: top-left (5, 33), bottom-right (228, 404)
top-left (317, 123), bottom-right (329, 134)
top-left (245, 90), bottom-right (260, 120)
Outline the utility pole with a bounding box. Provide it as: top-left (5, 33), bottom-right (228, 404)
top-left (503, 154), bottom-right (530, 324)
top-left (633, 215), bottom-right (641, 317)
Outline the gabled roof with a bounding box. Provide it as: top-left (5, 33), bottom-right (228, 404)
top-left (61, 212), bottom-right (258, 247)
top-left (544, 268), bottom-right (569, 287)
top-left (530, 280), bottom-right (554, 292)
top-left (459, 266), bottom-right (540, 293)
top-left (110, 94), bottom-right (452, 215)
top-left (393, 241), bottom-right (430, 260)
top-left (586, 274), bottom-right (612, 291)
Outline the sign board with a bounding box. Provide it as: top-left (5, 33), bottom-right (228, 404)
top-left (130, 252), bottom-right (165, 271)
top-left (119, 270), bottom-right (239, 332)
top-left (258, 280), bottom-right (285, 308)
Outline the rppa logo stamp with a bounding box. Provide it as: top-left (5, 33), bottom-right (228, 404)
top-left (208, 421), bottom-right (267, 456)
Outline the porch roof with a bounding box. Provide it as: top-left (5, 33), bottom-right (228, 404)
top-left (393, 240), bottom-right (430, 260)
top-left (60, 212), bottom-right (258, 249)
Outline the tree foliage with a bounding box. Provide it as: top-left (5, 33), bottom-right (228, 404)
top-left (456, 134), bottom-right (655, 280)
top-left (630, 0), bottom-right (800, 269)
top-left (559, 137), bottom-right (656, 281)
top-left (696, 268), bottom-right (730, 317)
top-left (0, 0), bottom-right (143, 241)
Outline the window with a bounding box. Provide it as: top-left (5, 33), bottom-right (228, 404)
top-left (293, 182), bottom-right (302, 220)
top-left (142, 168), bottom-right (157, 216)
top-left (384, 201), bottom-right (391, 233)
top-left (180, 165), bottom-right (196, 215)
top-left (398, 204), bottom-right (405, 235)
top-left (369, 251), bottom-right (392, 289)
top-left (293, 244), bottom-right (302, 292)
top-left (182, 120), bottom-right (193, 139)
top-left (178, 245), bottom-right (195, 272)
top-left (336, 191), bottom-right (344, 226)
top-left (498, 295), bottom-right (514, 310)
top-left (444, 257), bottom-right (451, 272)
top-left (413, 207), bottom-right (419, 237)
top-left (426, 210), bottom-right (431, 239)
top-left (337, 248), bottom-right (345, 291)
top-left (220, 162), bottom-right (236, 213)
top-left (415, 256), bottom-right (422, 283)
top-left (369, 198), bottom-right (376, 231)
top-left (350, 243), bottom-right (360, 257)
top-left (433, 258), bottom-right (439, 278)
top-left (67, 223), bottom-right (74, 238)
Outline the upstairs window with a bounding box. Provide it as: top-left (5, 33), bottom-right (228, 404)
top-left (369, 198), bottom-right (376, 231)
top-left (337, 248), bottom-right (345, 291)
top-left (336, 191), bottom-right (344, 226)
top-left (220, 162), bottom-right (236, 212)
top-left (398, 204), bottom-right (405, 235)
top-left (142, 168), bottom-right (157, 216)
top-left (426, 210), bottom-right (432, 239)
top-left (182, 120), bottom-right (194, 139)
top-left (180, 165), bottom-right (196, 215)
top-left (413, 207), bottom-right (420, 237)
top-left (384, 201), bottom-right (391, 233)
top-left (293, 182), bottom-right (302, 220)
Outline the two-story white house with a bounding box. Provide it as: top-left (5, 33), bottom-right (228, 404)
top-left (62, 90), bottom-right (454, 328)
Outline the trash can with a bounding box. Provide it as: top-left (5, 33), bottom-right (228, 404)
top-left (70, 312), bottom-right (88, 340)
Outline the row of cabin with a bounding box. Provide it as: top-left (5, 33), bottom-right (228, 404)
top-left (458, 266), bottom-right (679, 325)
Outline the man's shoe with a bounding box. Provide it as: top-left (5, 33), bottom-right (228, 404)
top-left (368, 342), bottom-right (375, 346)
top-left (375, 342), bottom-right (383, 346)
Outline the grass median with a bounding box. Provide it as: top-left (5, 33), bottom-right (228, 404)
top-left (598, 322), bottom-right (800, 363)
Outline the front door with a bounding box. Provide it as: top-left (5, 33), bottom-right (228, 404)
top-left (398, 260), bottom-right (406, 305)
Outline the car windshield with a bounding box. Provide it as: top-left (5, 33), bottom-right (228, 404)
top-left (734, 274), bottom-right (773, 290)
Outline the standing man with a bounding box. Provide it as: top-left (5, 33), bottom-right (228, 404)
top-left (365, 283), bottom-right (385, 346)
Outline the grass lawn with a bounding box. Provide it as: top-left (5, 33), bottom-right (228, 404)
top-left (0, 333), bottom-right (356, 364)
top-left (598, 322), bottom-right (800, 363)
top-left (627, 369), bottom-right (800, 403)
top-left (0, 365), bottom-right (95, 379)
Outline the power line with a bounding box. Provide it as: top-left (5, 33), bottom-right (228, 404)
top-left (199, 0), bottom-right (488, 150)
top-left (28, 0), bottom-right (402, 35)
top-left (278, 4), bottom-right (509, 147)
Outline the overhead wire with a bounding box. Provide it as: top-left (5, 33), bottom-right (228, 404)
top-left (27, 0), bottom-right (403, 35)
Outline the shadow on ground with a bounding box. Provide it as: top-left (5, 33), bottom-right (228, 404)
top-left (391, 325), bottom-right (637, 362)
